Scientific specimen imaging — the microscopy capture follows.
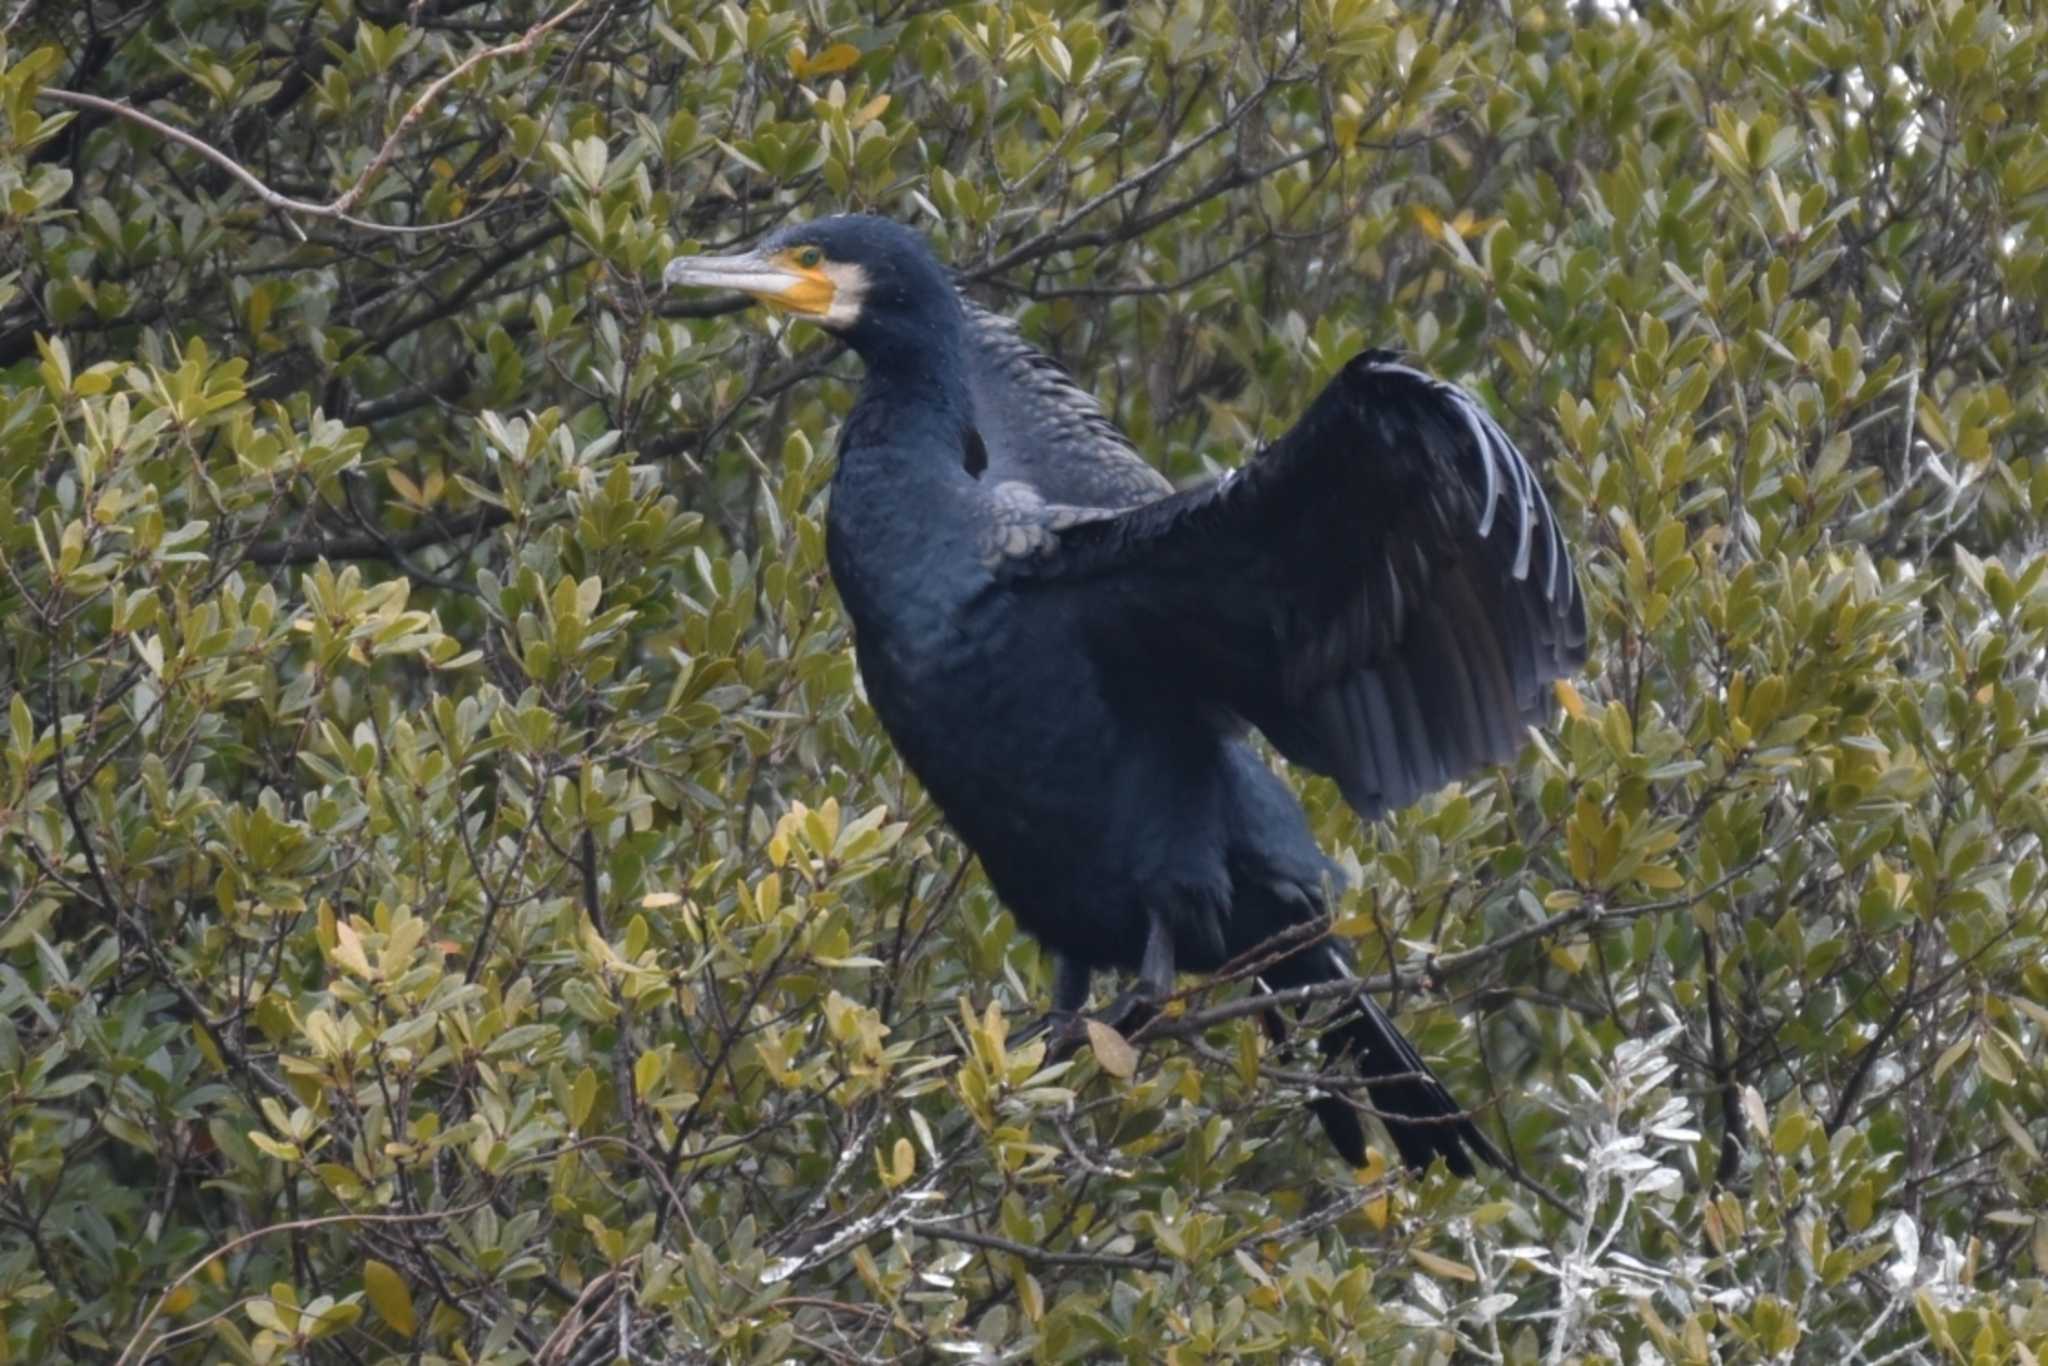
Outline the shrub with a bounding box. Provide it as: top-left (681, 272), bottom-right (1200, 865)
top-left (2, 0), bottom-right (2046, 1359)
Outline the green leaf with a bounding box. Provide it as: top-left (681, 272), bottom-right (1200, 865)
top-left (362, 1259), bottom-right (415, 1336)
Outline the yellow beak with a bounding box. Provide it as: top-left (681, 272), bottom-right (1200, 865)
top-left (663, 249), bottom-right (836, 317)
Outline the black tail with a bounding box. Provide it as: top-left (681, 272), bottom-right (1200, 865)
top-left (1261, 940), bottom-right (1501, 1176)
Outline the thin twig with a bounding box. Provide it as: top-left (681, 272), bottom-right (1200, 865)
top-left (118, 1201), bottom-right (492, 1366)
top-left (39, 87), bottom-right (392, 232)
top-left (332, 0), bottom-right (589, 216)
top-left (39, 0), bottom-right (587, 237)
top-left (902, 1217), bottom-right (1165, 1271)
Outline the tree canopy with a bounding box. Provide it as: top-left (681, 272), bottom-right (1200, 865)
top-left (4, 0), bottom-right (2048, 1360)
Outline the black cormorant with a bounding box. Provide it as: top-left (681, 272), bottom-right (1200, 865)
top-left (665, 215), bottom-right (1586, 1175)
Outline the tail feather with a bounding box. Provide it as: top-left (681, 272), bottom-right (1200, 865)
top-left (1264, 941), bottom-right (1500, 1176)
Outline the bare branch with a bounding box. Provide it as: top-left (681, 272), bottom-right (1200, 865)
top-left (38, 0), bottom-right (587, 237)
top-left (118, 1201), bottom-right (493, 1366)
top-left (243, 506), bottom-right (511, 567)
top-left (330, 0), bottom-right (589, 217)
top-left (902, 1217), bottom-right (1166, 1272)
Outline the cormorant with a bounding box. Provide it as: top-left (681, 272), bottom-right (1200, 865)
top-left (665, 216), bottom-right (1586, 1175)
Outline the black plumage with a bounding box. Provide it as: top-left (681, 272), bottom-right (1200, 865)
top-left (665, 216), bottom-right (1587, 1175)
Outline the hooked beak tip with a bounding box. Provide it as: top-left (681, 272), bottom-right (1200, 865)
top-left (663, 250), bottom-right (792, 296)
top-left (661, 255), bottom-right (719, 290)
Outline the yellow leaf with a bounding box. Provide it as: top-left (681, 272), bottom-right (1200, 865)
top-left (1017, 1271), bottom-right (1044, 1322)
top-left (793, 42), bottom-right (860, 79)
top-left (640, 891), bottom-right (682, 908)
top-left (634, 1049), bottom-right (663, 1099)
top-left (1978, 1033), bottom-right (2014, 1085)
top-left (1084, 1019), bottom-right (1138, 1079)
top-left (891, 1136), bottom-right (915, 1185)
top-left (570, 1065), bottom-right (598, 1128)
top-left (332, 920), bottom-right (372, 978)
top-left (386, 468), bottom-right (424, 507)
top-left (1636, 862), bottom-right (1684, 891)
top-left (1412, 204), bottom-right (1444, 240)
top-left (1554, 678), bottom-right (1586, 720)
top-left (192, 1021), bottom-right (225, 1072)
top-left (363, 1258), bottom-right (416, 1335)
top-left (1410, 1248), bottom-right (1478, 1282)
top-left (246, 285), bottom-right (273, 336)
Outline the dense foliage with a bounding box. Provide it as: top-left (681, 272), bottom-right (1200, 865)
top-left (4, 0), bottom-right (2048, 1359)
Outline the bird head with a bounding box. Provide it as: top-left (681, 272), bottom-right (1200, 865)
top-left (663, 215), bottom-right (960, 361)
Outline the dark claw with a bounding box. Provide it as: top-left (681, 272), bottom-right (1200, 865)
top-left (1044, 1010), bottom-right (1091, 1059)
top-left (1098, 987), bottom-right (1162, 1039)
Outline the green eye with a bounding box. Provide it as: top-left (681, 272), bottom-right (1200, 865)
top-left (795, 246), bottom-right (823, 268)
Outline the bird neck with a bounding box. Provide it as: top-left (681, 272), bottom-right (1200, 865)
top-left (837, 377), bottom-right (974, 506)
top-left (828, 310), bottom-right (983, 611)
top-left (827, 330), bottom-right (986, 638)
top-left (846, 295), bottom-right (969, 408)
top-left (856, 350), bottom-right (969, 418)
top-left (840, 303), bottom-right (975, 475)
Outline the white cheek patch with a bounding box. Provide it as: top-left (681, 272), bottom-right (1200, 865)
top-left (821, 261), bottom-right (869, 327)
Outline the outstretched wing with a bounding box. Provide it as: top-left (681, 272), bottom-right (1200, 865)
top-left (996, 350), bottom-right (1586, 819)
top-left (958, 299), bottom-right (1172, 511)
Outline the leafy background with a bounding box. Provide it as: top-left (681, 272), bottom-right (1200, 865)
top-left (3, 0), bottom-right (2047, 1360)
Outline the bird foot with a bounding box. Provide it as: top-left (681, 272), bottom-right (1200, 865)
top-left (1011, 996), bottom-right (1163, 1060)
top-left (1096, 988), bottom-right (1162, 1039)
top-left (1045, 1010), bottom-right (1093, 1060)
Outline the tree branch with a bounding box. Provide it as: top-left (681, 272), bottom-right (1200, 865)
top-left (903, 1217), bottom-right (1165, 1271)
top-left (243, 506), bottom-right (511, 567)
top-left (38, 0), bottom-right (587, 237)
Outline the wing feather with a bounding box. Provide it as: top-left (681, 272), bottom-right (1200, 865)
top-left (996, 350), bottom-right (1587, 819)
